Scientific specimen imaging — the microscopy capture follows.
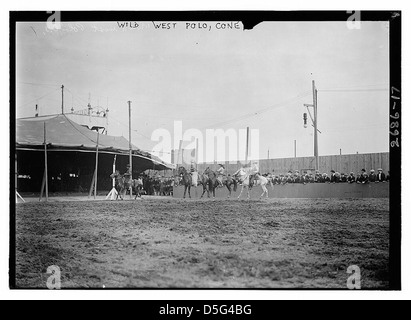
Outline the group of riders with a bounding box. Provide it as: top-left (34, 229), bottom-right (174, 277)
top-left (175, 163), bottom-right (391, 199)
top-left (176, 161), bottom-right (264, 199)
top-left (109, 161), bottom-right (262, 200)
top-left (187, 162), bottom-right (258, 188)
top-left (110, 162), bottom-right (388, 200)
top-left (182, 165), bottom-right (390, 187)
top-left (110, 165), bottom-right (174, 200)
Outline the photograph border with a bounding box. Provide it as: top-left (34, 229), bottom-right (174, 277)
top-left (9, 10), bottom-right (401, 291)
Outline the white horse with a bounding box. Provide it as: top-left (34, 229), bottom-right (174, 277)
top-left (254, 173), bottom-right (269, 199)
top-left (234, 168), bottom-right (251, 200)
top-left (234, 162), bottom-right (262, 200)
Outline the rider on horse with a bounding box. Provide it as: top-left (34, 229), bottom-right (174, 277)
top-left (189, 161), bottom-right (199, 186)
top-left (123, 164), bottom-right (132, 191)
top-left (190, 162), bottom-right (196, 174)
top-left (124, 164), bottom-right (132, 178)
top-left (216, 164), bottom-right (226, 187)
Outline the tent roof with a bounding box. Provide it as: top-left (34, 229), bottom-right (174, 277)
top-left (16, 114), bottom-right (174, 170)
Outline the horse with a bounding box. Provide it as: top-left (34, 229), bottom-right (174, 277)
top-left (131, 177), bottom-right (144, 199)
top-left (174, 175), bottom-right (182, 187)
top-left (204, 167), bottom-right (220, 198)
top-left (254, 173), bottom-right (269, 199)
top-left (222, 174), bottom-right (238, 198)
top-left (178, 167), bottom-right (192, 199)
top-left (109, 170), bottom-right (132, 200)
top-left (197, 172), bottom-right (211, 198)
top-left (264, 173), bottom-right (276, 190)
top-left (233, 167), bottom-right (255, 200)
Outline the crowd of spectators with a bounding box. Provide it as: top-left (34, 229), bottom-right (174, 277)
top-left (264, 168), bottom-right (389, 185)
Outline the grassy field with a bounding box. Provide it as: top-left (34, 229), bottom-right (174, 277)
top-left (14, 197), bottom-right (389, 289)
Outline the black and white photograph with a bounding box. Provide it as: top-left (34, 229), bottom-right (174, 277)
top-left (9, 9), bottom-right (402, 296)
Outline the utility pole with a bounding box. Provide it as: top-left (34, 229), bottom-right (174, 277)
top-left (195, 138), bottom-right (199, 171)
top-left (313, 80), bottom-right (319, 171)
top-left (128, 101), bottom-right (133, 198)
top-left (303, 80), bottom-right (320, 171)
top-left (294, 140), bottom-right (297, 158)
top-left (245, 127), bottom-right (250, 164)
top-left (61, 85), bottom-right (64, 114)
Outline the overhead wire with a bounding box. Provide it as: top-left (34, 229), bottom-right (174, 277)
top-left (318, 88), bottom-right (388, 93)
top-left (17, 88), bottom-right (61, 109)
top-left (199, 90), bottom-right (312, 130)
top-left (17, 81), bottom-right (61, 88)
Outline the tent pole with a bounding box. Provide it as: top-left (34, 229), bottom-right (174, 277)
top-left (106, 155), bottom-right (118, 200)
top-left (45, 123), bottom-right (48, 201)
top-left (88, 171), bottom-right (95, 198)
top-left (15, 154), bottom-right (25, 203)
top-left (94, 132), bottom-right (99, 199)
top-left (40, 122), bottom-right (49, 202)
top-left (39, 170), bottom-right (45, 201)
top-left (89, 131), bottom-right (99, 199)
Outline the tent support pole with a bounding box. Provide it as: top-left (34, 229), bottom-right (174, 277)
top-left (94, 132), bottom-right (99, 199)
top-left (15, 154), bottom-right (25, 203)
top-left (106, 155), bottom-right (118, 200)
top-left (88, 171), bottom-right (95, 198)
top-left (89, 132), bottom-right (99, 199)
top-left (39, 170), bottom-right (45, 201)
top-left (40, 122), bottom-right (48, 202)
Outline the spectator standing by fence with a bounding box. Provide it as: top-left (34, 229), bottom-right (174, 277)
top-left (369, 169), bottom-right (377, 182)
top-left (357, 169), bottom-right (369, 184)
top-left (348, 172), bottom-right (356, 183)
top-left (376, 168), bottom-right (386, 183)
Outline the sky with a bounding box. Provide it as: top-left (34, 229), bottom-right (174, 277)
top-left (15, 20), bottom-right (390, 163)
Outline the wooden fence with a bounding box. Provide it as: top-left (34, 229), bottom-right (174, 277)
top-left (193, 152), bottom-right (389, 175)
top-left (173, 182), bottom-right (389, 199)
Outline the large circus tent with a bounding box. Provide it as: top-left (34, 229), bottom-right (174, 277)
top-left (15, 114), bottom-right (174, 194)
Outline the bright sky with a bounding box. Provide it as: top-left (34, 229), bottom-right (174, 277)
top-left (16, 20), bottom-right (389, 162)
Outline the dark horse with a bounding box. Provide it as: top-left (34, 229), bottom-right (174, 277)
top-left (178, 167), bottom-right (192, 199)
top-left (204, 167), bottom-right (220, 198)
top-left (223, 174), bottom-right (238, 198)
top-left (110, 171), bottom-right (142, 200)
top-left (110, 170), bottom-right (130, 200)
top-left (198, 172), bottom-right (210, 198)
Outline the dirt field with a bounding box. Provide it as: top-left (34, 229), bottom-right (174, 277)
top-left (14, 197), bottom-right (389, 289)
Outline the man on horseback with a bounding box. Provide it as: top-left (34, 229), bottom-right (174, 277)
top-left (189, 161), bottom-right (199, 187)
top-left (216, 164), bottom-right (226, 188)
top-left (123, 164), bottom-right (132, 195)
top-left (178, 166), bottom-right (192, 199)
top-left (124, 164), bottom-right (131, 178)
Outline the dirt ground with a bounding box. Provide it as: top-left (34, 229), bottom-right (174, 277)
top-left (14, 197), bottom-right (389, 289)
